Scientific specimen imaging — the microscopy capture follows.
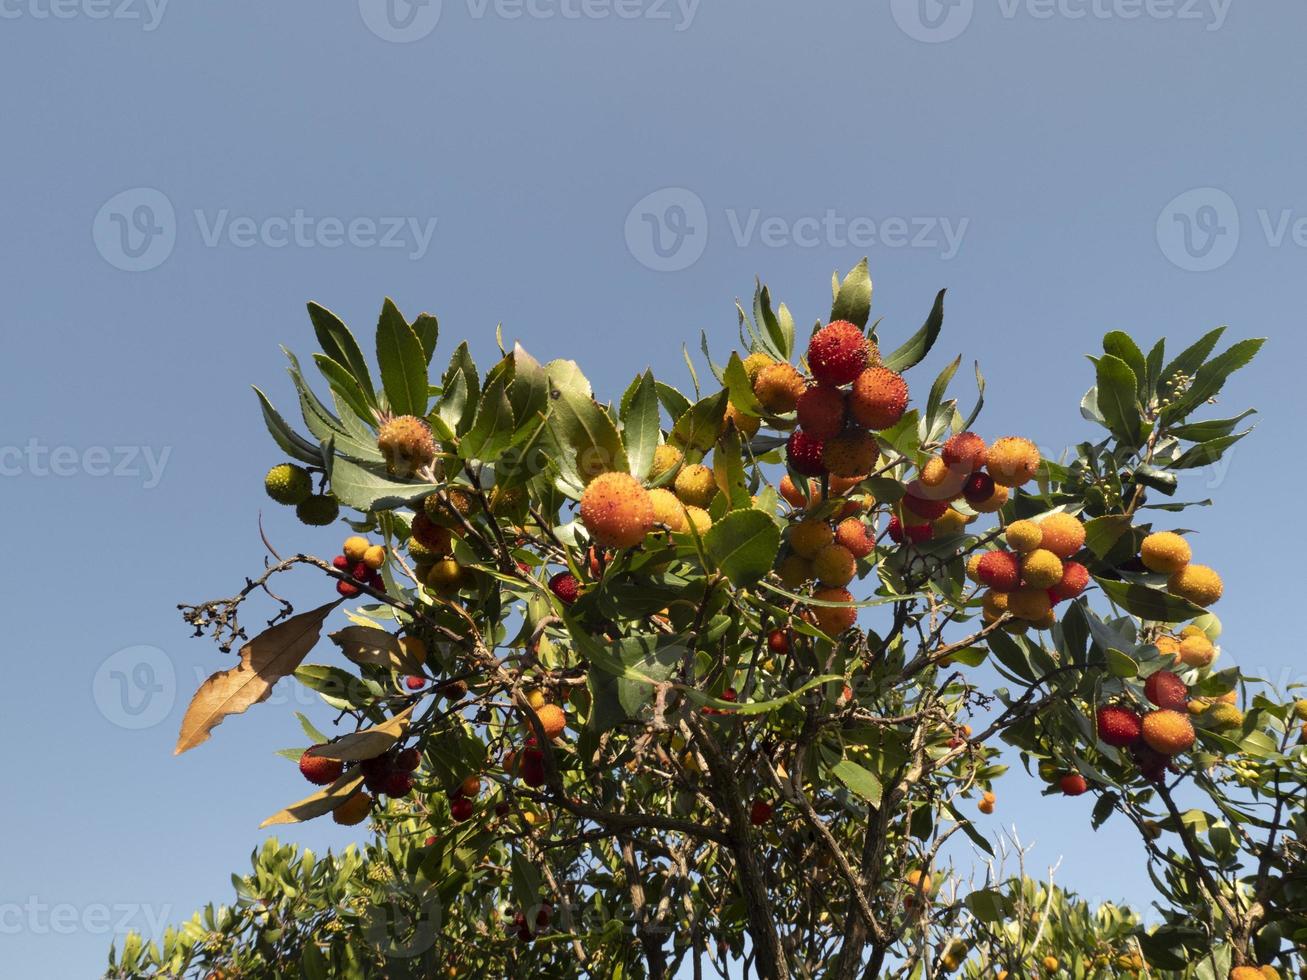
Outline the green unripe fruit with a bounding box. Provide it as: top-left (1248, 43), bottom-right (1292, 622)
top-left (296, 494), bottom-right (340, 526)
top-left (1294, 699), bottom-right (1307, 722)
top-left (265, 463), bottom-right (313, 506)
top-left (1205, 703), bottom-right (1244, 731)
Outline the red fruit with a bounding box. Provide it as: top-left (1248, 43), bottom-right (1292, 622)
top-left (424, 835), bottom-right (438, 846)
top-left (1144, 670), bottom-right (1189, 711)
top-left (1059, 773), bottom-right (1089, 796)
top-left (786, 429), bottom-right (827, 477)
top-left (494, 801), bottom-right (511, 817)
top-left (749, 800), bottom-right (774, 826)
top-left (941, 432), bottom-right (987, 473)
top-left (902, 494), bottom-right (949, 522)
top-left (397, 748), bottom-right (421, 771)
top-left (411, 511), bottom-right (452, 551)
top-left (976, 551), bottom-right (1021, 592)
top-left (450, 797), bottom-right (474, 822)
top-left (548, 571), bottom-right (580, 605)
top-left (721, 688), bottom-right (737, 703)
top-left (795, 385), bottom-right (847, 440)
top-left (536, 903), bottom-right (553, 928)
top-left (513, 911), bottom-right (533, 942)
top-left (1131, 743), bottom-right (1171, 782)
top-left (381, 770), bottom-right (413, 798)
top-left (767, 629), bottom-right (790, 655)
top-left (807, 320), bottom-right (869, 385)
top-left (961, 471), bottom-right (996, 505)
top-left (848, 366), bottom-right (909, 429)
top-left (1096, 705), bottom-right (1143, 748)
top-left (367, 570), bottom-right (385, 590)
top-left (887, 516), bottom-right (933, 545)
top-left (336, 579), bottom-right (362, 598)
top-left (405, 675), bottom-right (426, 691)
top-left (361, 754), bottom-right (394, 792)
top-left (1050, 561), bottom-right (1090, 601)
top-left (351, 562), bottom-right (370, 580)
top-left (298, 748), bottom-right (343, 786)
top-left (521, 748), bottom-right (546, 787)
top-left (332, 555), bottom-right (350, 571)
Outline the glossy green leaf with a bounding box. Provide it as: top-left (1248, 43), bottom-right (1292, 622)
top-left (375, 298), bottom-right (428, 418)
top-left (883, 289), bottom-right (945, 373)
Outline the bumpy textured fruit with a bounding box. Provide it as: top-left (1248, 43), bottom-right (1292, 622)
top-left (934, 509), bottom-right (969, 535)
top-left (977, 551), bottom-right (1021, 592)
top-left (1179, 632), bottom-right (1216, 668)
top-left (961, 471), bottom-right (996, 505)
top-left (982, 591), bottom-right (1009, 623)
top-left (1145, 670), bottom-right (1189, 710)
top-left (986, 437), bottom-right (1041, 487)
top-left (777, 554), bottom-right (812, 588)
top-left (790, 519), bottom-right (835, 559)
top-left (363, 545), bottom-right (386, 570)
top-left (811, 587), bottom-right (857, 635)
top-left (296, 494), bottom-right (339, 526)
top-left (887, 516), bottom-right (932, 544)
top-left (823, 430), bottom-right (878, 478)
top-left (684, 506), bottom-right (712, 533)
top-left (649, 443), bottom-right (684, 481)
top-left (548, 571), bottom-right (580, 605)
top-left (754, 362), bottom-right (806, 413)
top-left (265, 463), bottom-right (313, 505)
top-left (1155, 634), bottom-right (1182, 663)
top-left (848, 366), bottom-right (908, 429)
top-left (343, 536), bottom-right (370, 562)
top-left (299, 747), bottom-right (344, 785)
top-left (941, 432), bottom-right (987, 473)
top-left (1141, 709), bottom-right (1196, 755)
top-left (580, 472), bottom-right (655, 548)
top-left (1169, 564), bottom-right (1223, 606)
top-left (1008, 587), bottom-right (1052, 621)
top-left (1038, 513), bottom-right (1085, 558)
top-left (807, 321), bottom-right (870, 385)
top-left (649, 487), bottom-right (689, 532)
top-left (1230, 970), bottom-right (1267, 980)
top-left (332, 791), bottom-right (373, 826)
top-left (919, 456), bottom-right (950, 488)
top-left (1205, 703), bottom-right (1244, 731)
top-left (378, 416), bottom-right (436, 478)
top-left (1059, 773), bottom-right (1088, 796)
top-left (778, 475), bottom-right (813, 508)
top-left (533, 703), bottom-right (567, 740)
top-left (1021, 549), bottom-right (1064, 589)
top-left (787, 430), bottom-right (827, 476)
top-left (742, 351), bottom-right (775, 383)
top-left (674, 464), bottom-right (718, 508)
top-left (723, 402), bottom-right (761, 439)
top-left (425, 559), bottom-right (464, 595)
top-left (969, 481), bottom-right (1009, 513)
top-left (1141, 531), bottom-right (1192, 573)
top-left (1295, 700), bottom-right (1307, 722)
top-left (812, 543), bottom-right (856, 587)
top-left (411, 512), bottom-right (453, 553)
top-left (903, 494), bottom-right (949, 522)
top-left (1050, 560), bottom-right (1090, 601)
top-left (1005, 519), bottom-right (1043, 553)
top-left (1097, 705), bottom-right (1142, 748)
top-left (795, 385), bottom-right (847, 440)
top-left (965, 553), bottom-right (986, 584)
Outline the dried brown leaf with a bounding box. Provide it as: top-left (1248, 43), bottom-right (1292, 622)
top-left (259, 769), bottom-right (365, 828)
top-left (306, 705), bottom-right (415, 762)
top-left (329, 625), bottom-right (424, 675)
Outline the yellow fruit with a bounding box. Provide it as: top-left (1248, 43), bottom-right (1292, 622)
top-left (905, 869), bottom-right (933, 896)
top-left (970, 482), bottom-right (1009, 514)
top-left (1294, 699), bottom-right (1307, 721)
top-left (920, 456), bottom-right (950, 487)
top-left (343, 536), bottom-right (371, 562)
top-left (778, 555), bottom-right (812, 589)
top-left (812, 543), bottom-right (857, 588)
top-left (1156, 634), bottom-right (1182, 663)
top-left (649, 487), bottom-right (689, 533)
top-left (823, 430), bottom-right (880, 478)
top-left (425, 559), bottom-right (464, 595)
top-left (526, 688), bottom-right (547, 709)
top-left (1020, 549), bottom-right (1064, 589)
top-left (753, 362), bottom-right (806, 413)
top-left (1231, 970), bottom-right (1268, 980)
top-left (363, 545), bottom-right (386, 570)
top-left (1205, 703), bottom-right (1244, 731)
top-left (1259, 968), bottom-right (1281, 980)
top-left (398, 635), bottom-right (427, 665)
top-left (778, 474), bottom-right (814, 508)
top-left (1142, 709), bottom-right (1196, 754)
top-left (1179, 632), bottom-right (1216, 668)
top-left (724, 402), bottom-right (761, 439)
top-left (986, 437), bottom-right (1041, 487)
top-left (1038, 512), bottom-right (1085, 558)
top-left (1141, 531), bottom-right (1192, 574)
top-left (965, 553), bottom-right (986, 584)
top-left (377, 416), bottom-right (436, 478)
top-left (790, 519), bottom-right (835, 559)
top-left (978, 798), bottom-right (994, 814)
top-left (674, 464), bottom-right (719, 508)
top-left (580, 472), bottom-right (656, 548)
top-left (1169, 564), bottom-right (1224, 606)
top-left (810, 587), bottom-right (857, 635)
top-left (1005, 520), bottom-right (1043, 553)
top-left (742, 351), bottom-right (775, 383)
top-left (332, 791), bottom-right (372, 826)
top-left (684, 506), bottom-right (712, 533)
top-left (934, 509), bottom-right (969, 536)
top-left (649, 443), bottom-right (684, 481)
top-left (1008, 587), bottom-right (1052, 622)
top-left (982, 590), bottom-right (1010, 623)
top-left (1042, 955), bottom-right (1059, 972)
top-left (534, 703), bottom-right (567, 740)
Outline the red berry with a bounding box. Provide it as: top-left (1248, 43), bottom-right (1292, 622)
top-left (450, 797), bottom-right (474, 822)
top-left (1096, 705), bottom-right (1143, 748)
top-left (786, 429), bottom-right (827, 477)
top-left (941, 432), bottom-right (988, 473)
top-left (807, 321), bottom-right (869, 386)
top-left (521, 748), bottom-right (546, 787)
top-left (976, 551), bottom-right (1021, 592)
top-left (1051, 561), bottom-right (1090, 601)
top-left (494, 802), bottom-right (510, 817)
top-left (902, 494), bottom-right (949, 521)
top-left (1059, 773), bottom-right (1089, 796)
top-left (397, 747), bottom-right (421, 771)
top-left (536, 903), bottom-right (553, 928)
top-left (298, 747), bottom-right (343, 786)
top-left (749, 800), bottom-right (774, 826)
top-left (548, 571), bottom-right (580, 605)
top-left (351, 562), bottom-right (370, 580)
top-left (332, 555), bottom-right (350, 571)
top-left (405, 675), bottom-right (426, 691)
top-left (767, 629), bottom-right (790, 655)
top-left (961, 471), bottom-right (996, 505)
top-left (424, 835), bottom-right (438, 846)
top-left (886, 516), bottom-right (933, 545)
top-left (795, 385), bottom-right (847, 440)
top-left (336, 579), bottom-right (362, 598)
top-left (381, 770), bottom-right (413, 797)
top-left (721, 688), bottom-right (737, 703)
top-left (1144, 670), bottom-right (1189, 711)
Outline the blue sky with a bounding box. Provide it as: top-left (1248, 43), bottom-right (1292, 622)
top-left (2, 2), bottom-right (1304, 976)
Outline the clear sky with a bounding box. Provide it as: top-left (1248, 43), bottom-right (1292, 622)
top-left (2, 2), bottom-right (1304, 976)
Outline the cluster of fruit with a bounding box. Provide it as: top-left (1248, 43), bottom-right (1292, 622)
top-left (296, 743), bottom-right (422, 826)
top-left (263, 462), bottom-right (339, 525)
top-left (1140, 529), bottom-right (1224, 608)
top-left (1089, 668), bottom-right (1220, 785)
top-left (331, 535), bottom-right (387, 597)
top-left (503, 700), bottom-right (568, 789)
top-left (966, 511), bottom-right (1090, 631)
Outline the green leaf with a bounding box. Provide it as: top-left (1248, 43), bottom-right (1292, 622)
top-left (1105, 648), bottom-right (1139, 678)
top-left (585, 633), bottom-right (683, 733)
top-left (328, 455), bottom-right (440, 511)
top-left (1145, 337), bottom-right (1166, 398)
top-left (1093, 577), bottom-right (1206, 623)
top-left (925, 354), bottom-right (961, 429)
top-left (1167, 408), bottom-right (1256, 443)
top-left (830, 258), bottom-right (872, 328)
top-left (545, 362), bottom-right (628, 489)
top-left (965, 888), bottom-right (1009, 924)
top-left (883, 289), bottom-right (945, 373)
top-left (831, 759), bottom-right (882, 805)
top-left (510, 852), bottom-right (543, 919)
top-left (308, 302), bottom-right (375, 402)
top-left (252, 386), bottom-right (322, 466)
top-left (1103, 331), bottom-right (1147, 396)
top-left (1084, 516), bottom-right (1132, 558)
top-left (411, 312), bottom-right (439, 365)
top-left (757, 283), bottom-right (793, 359)
top-left (712, 428), bottom-right (752, 511)
top-left (672, 390), bottom-right (729, 454)
top-left (460, 376), bottom-right (515, 463)
top-left (375, 298), bottom-right (428, 418)
top-left (705, 510), bottom-right (781, 587)
top-left (1160, 326), bottom-right (1225, 389)
top-left (1094, 354), bottom-right (1143, 446)
top-left (1169, 429), bottom-right (1253, 470)
top-left (722, 353), bottom-right (766, 418)
top-left (312, 354), bottom-right (375, 427)
top-left (440, 342), bottom-right (481, 436)
top-left (1162, 337), bottom-right (1265, 422)
top-left (944, 800), bottom-right (993, 855)
top-left (621, 371), bottom-right (661, 480)
top-left (1133, 463), bottom-right (1178, 496)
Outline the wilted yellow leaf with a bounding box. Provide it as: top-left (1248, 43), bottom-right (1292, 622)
top-left (259, 769), bottom-right (365, 828)
top-left (329, 625), bottom-right (424, 675)
top-left (174, 602), bottom-right (336, 755)
top-left (306, 705), bottom-right (414, 762)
